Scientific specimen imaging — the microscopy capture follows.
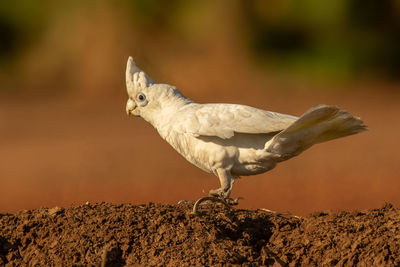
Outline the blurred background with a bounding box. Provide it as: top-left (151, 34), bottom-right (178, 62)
top-left (1, 0), bottom-right (399, 215)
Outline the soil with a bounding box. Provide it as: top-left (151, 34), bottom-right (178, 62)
top-left (1, 202), bottom-right (399, 266)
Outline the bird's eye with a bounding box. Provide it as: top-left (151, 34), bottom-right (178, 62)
top-left (136, 93), bottom-right (148, 106)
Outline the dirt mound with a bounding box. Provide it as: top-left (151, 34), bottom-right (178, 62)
top-left (1, 202), bottom-right (399, 266)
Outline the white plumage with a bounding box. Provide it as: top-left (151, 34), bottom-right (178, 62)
top-left (125, 57), bottom-right (367, 199)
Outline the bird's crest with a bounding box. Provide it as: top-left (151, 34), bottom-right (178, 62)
top-left (126, 57), bottom-right (155, 95)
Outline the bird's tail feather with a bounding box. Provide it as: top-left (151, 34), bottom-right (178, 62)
top-left (266, 105), bottom-right (367, 161)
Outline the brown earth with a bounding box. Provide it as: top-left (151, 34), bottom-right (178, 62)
top-left (1, 202), bottom-right (399, 266)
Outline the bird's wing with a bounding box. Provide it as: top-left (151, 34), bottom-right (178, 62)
top-left (172, 103), bottom-right (298, 139)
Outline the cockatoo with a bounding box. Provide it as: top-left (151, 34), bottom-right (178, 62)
top-left (125, 57), bottom-right (367, 206)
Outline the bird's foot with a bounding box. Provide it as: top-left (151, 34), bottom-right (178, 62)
top-left (225, 197), bottom-right (243, 206)
top-left (208, 187), bottom-right (243, 206)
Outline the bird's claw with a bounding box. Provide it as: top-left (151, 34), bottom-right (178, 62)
top-left (225, 197), bottom-right (243, 206)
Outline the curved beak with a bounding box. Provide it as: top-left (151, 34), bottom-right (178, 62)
top-left (126, 99), bottom-right (137, 116)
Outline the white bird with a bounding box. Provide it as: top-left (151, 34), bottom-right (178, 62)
top-left (125, 56), bottom-right (367, 204)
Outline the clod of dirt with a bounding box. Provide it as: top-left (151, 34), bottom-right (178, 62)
top-left (0, 202), bottom-right (399, 266)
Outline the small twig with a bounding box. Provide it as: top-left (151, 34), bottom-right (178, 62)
top-left (263, 246), bottom-right (289, 267)
top-left (259, 208), bottom-right (302, 220)
top-left (101, 245), bottom-right (108, 267)
top-left (191, 196), bottom-right (232, 215)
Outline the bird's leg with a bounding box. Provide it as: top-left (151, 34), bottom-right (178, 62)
top-left (209, 170), bottom-right (243, 205)
top-left (192, 169), bottom-right (243, 215)
top-left (208, 168), bottom-right (233, 199)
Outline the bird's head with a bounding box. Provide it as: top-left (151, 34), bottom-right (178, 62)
top-left (125, 57), bottom-right (191, 124)
top-left (125, 57), bottom-right (155, 117)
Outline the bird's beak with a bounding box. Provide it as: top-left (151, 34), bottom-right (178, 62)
top-left (126, 99), bottom-right (137, 116)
